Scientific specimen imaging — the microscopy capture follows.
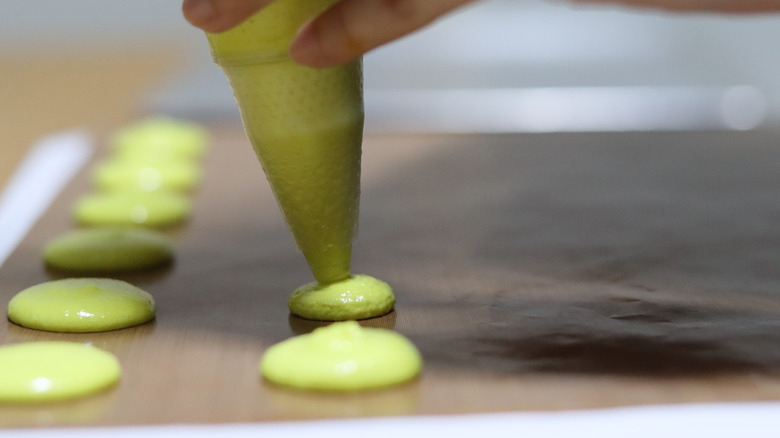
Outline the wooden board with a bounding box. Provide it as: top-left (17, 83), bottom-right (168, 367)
top-left (0, 49), bottom-right (181, 190)
top-left (3, 126), bottom-right (780, 427)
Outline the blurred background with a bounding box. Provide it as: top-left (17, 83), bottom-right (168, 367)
top-left (3, 0), bottom-right (780, 139)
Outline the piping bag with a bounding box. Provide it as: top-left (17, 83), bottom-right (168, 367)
top-left (206, 0), bottom-right (361, 285)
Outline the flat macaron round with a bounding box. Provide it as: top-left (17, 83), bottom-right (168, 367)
top-left (261, 321), bottom-right (422, 392)
top-left (92, 159), bottom-right (202, 193)
top-left (73, 191), bottom-right (191, 228)
top-left (112, 117), bottom-right (208, 163)
top-left (289, 275), bottom-right (395, 321)
top-left (8, 278), bottom-right (155, 333)
top-left (44, 227), bottom-right (174, 273)
top-left (0, 342), bottom-right (121, 403)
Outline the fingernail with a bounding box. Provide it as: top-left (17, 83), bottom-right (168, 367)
top-left (183, 0), bottom-right (216, 29)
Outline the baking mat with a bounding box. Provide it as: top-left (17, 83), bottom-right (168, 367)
top-left (2, 126), bottom-right (780, 427)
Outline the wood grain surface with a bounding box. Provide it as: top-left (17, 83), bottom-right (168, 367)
top-left (2, 126), bottom-right (780, 427)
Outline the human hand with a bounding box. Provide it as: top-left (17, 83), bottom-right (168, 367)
top-left (183, 0), bottom-right (780, 69)
top-left (182, 0), bottom-right (476, 68)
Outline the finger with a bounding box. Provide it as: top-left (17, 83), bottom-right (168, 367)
top-left (290, 0), bottom-right (477, 68)
top-left (182, 0), bottom-right (273, 33)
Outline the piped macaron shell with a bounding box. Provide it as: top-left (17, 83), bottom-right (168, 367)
top-left (73, 191), bottom-right (191, 228)
top-left (0, 342), bottom-right (121, 403)
top-left (260, 321), bottom-right (421, 391)
top-left (8, 278), bottom-right (155, 333)
top-left (289, 275), bottom-right (395, 321)
top-left (44, 227), bottom-right (173, 273)
top-left (111, 117), bottom-right (208, 163)
top-left (92, 159), bottom-right (202, 193)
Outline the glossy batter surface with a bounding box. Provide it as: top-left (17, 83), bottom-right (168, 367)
top-left (73, 191), bottom-right (191, 227)
top-left (260, 321), bottom-right (422, 391)
top-left (0, 342), bottom-right (121, 403)
top-left (44, 227), bottom-right (174, 273)
top-left (289, 274), bottom-right (395, 321)
top-left (8, 278), bottom-right (155, 333)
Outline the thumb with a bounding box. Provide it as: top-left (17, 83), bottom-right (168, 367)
top-left (289, 0), bottom-right (476, 68)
